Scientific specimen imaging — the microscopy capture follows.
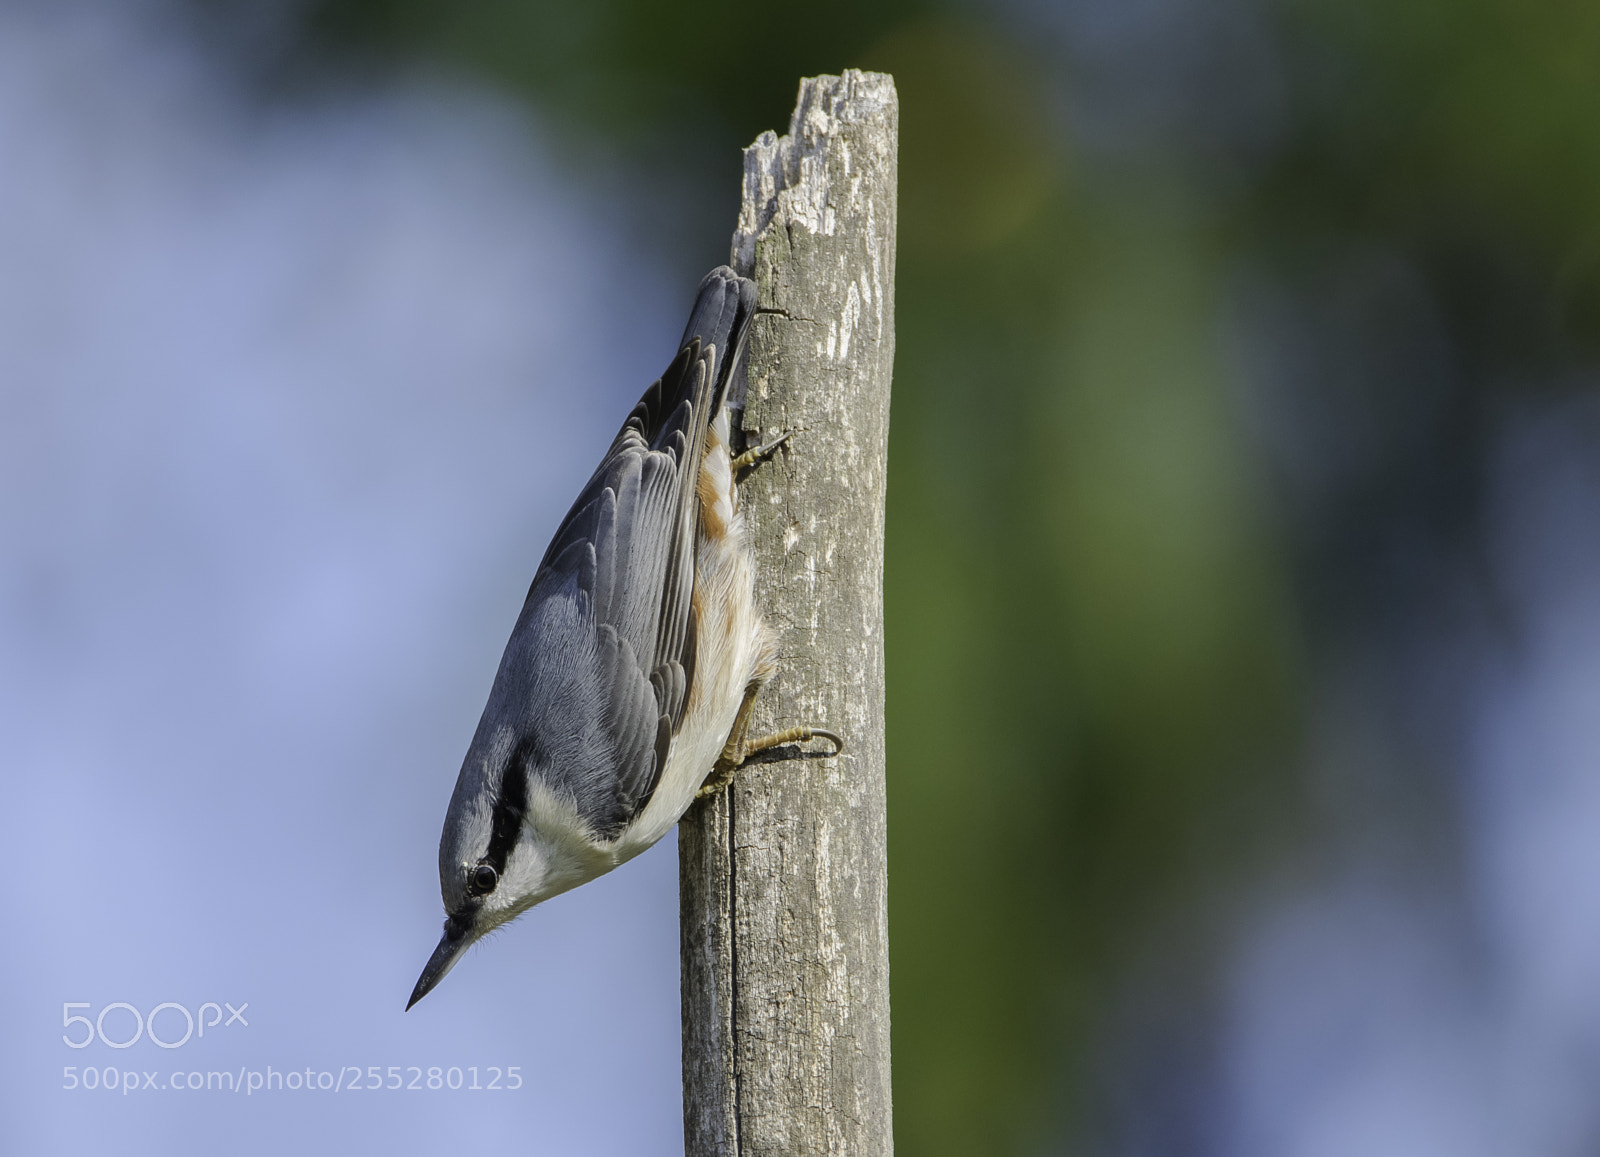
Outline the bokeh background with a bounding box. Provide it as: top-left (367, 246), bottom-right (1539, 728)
top-left (5, 0), bottom-right (1600, 1153)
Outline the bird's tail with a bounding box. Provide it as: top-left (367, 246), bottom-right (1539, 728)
top-left (676, 266), bottom-right (756, 420)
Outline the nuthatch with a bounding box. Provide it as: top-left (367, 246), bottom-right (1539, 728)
top-left (408, 267), bottom-right (839, 1009)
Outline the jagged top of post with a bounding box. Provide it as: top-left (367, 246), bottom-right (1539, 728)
top-left (732, 70), bottom-right (898, 275)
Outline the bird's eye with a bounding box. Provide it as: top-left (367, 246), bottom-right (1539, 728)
top-left (470, 864), bottom-right (498, 895)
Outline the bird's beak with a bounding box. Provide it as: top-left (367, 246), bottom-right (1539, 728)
top-left (407, 917), bottom-right (472, 1010)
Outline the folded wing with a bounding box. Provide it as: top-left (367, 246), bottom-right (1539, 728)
top-left (493, 269), bottom-right (754, 838)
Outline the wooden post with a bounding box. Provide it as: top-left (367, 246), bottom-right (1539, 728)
top-left (679, 70), bottom-right (897, 1157)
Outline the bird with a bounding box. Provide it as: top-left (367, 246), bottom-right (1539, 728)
top-left (407, 266), bottom-right (839, 1010)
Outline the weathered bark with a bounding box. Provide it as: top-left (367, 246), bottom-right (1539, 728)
top-left (679, 70), bottom-right (897, 1157)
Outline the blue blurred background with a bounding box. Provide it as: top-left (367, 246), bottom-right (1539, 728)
top-left (4, 0), bottom-right (1600, 1153)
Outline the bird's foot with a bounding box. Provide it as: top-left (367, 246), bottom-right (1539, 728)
top-left (694, 725), bottom-right (843, 799)
top-left (695, 762), bottom-right (736, 800)
top-left (742, 725), bottom-right (844, 761)
top-left (731, 430), bottom-right (792, 474)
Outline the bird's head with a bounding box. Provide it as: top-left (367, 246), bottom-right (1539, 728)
top-left (407, 730), bottom-right (562, 1010)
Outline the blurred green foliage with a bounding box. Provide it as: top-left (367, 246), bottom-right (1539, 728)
top-left (276, 0), bottom-right (1600, 1150)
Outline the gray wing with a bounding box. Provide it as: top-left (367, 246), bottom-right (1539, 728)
top-left (484, 268), bottom-right (755, 839)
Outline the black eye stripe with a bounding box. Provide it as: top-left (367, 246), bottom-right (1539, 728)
top-left (483, 735), bottom-right (533, 877)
